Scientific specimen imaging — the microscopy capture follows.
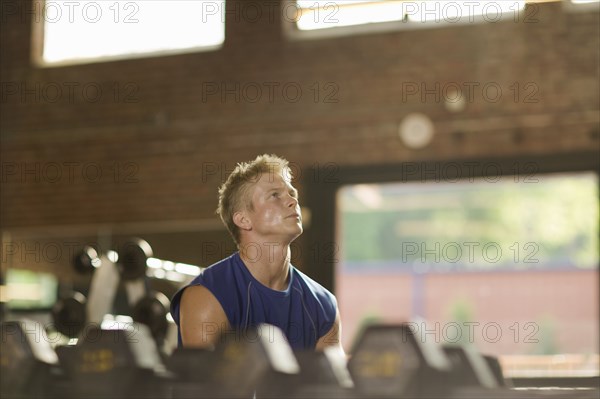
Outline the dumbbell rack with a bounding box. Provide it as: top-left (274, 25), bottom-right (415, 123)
top-left (53, 238), bottom-right (197, 347)
top-left (1, 319), bottom-right (598, 399)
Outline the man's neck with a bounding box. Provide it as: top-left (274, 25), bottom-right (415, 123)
top-left (238, 240), bottom-right (291, 291)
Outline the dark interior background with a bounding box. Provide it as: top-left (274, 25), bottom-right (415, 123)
top-left (1, 1), bottom-right (598, 296)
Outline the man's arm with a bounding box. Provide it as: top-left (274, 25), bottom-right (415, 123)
top-left (179, 285), bottom-right (231, 349)
top-left (315, 307), bottom-right (345, 355)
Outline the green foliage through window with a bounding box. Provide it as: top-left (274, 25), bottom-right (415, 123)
top-left (339, 172), bottom-right (598, 272)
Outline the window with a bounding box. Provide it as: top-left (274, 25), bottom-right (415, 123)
top-left (336, 172), bottom-right (598, 376)
top-left (566, 0), bottom-right (600, 12)
top-left (37, 0), bottom-right (225, 66)
top-left (4, 269), bottom-right (58, 310)
top-left (288, 0), bottom-right (526, 38)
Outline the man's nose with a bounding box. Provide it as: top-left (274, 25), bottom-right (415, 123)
top-left (286, 194), bottom-right (298, 207)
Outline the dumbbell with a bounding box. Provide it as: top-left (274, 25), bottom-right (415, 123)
top-left (216, 323), bottom-right (303, 398)
top-left (54, 246), bottom-right (102, 338)
top-left (442, 344), bottom-right (499, 390)
top-left (70, 323), bottom-right (168, 398)
top-left (70, 238), bottom-right (151, 278)
top-left (51, 290), bottom-right (168, 344)
top-left (168, 327), bottom-right (355, 399)
top-left (70, 239), bottom-right (151, 280)
top-left (117, 238), bottom-right (154, 280)
top-left (116, 239), bottom-right (176, 346)
top-left (51, 245), bottom-right (107, 339)
top-left (166, 324), bottom-right (301, 399)
top-left (166, 347), bottom-right (219, 398)
top-left (483, 353), bottom-right (511, 388)
top-left (286, 348), bottom-right (355, 399)
top-left (56, 245), bottom-right (120, 339)
top-left (348, 323), bottom-right (532, 399)
top-left (72, 246), bottom-right (100, 275)
top-left (116, 239), bottom-right (206, 346)
top-left (131, 291), bottom-right (170, 345)
top-left (347, 323), bottom-right (454, 397)
top-left (51, 291), bottom-right (87, 338)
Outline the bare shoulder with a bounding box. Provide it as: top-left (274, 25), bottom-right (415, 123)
top-left (315, 306), bottom-right (345, 355)
top-left (181, 284), bottom-right (220, 308)
top-left (179, 285), bottom-right (230, 348)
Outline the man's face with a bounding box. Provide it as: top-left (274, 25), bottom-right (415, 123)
top-left (245, 168), bottom-right (303, 242)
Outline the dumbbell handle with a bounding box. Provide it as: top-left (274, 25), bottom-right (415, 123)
top-left (87, 255), bottom-right (120, 326)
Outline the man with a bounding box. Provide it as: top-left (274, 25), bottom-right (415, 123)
top-left (170, 154), bottom-right (343, 352)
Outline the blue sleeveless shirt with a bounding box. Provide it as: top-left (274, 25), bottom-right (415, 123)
top-left (170, 252), bottom-right (337, 350)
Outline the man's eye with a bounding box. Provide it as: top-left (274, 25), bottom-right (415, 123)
top-left (272, 192), bottom-right (279, 198)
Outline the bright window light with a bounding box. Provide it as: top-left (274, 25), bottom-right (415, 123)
top-left (296, 0), bottom-right (406, 30)
top-left (295, 1), bottom-right (526, 31)
top-left (406, 1), bottom-right (526, 23)
top-left (566, 0), bottom-right (600, 13)
top-left (41, 0), bottom-right (225, 65)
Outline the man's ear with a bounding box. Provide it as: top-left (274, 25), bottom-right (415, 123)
top-left (233, 210), bottom-right (252, 231)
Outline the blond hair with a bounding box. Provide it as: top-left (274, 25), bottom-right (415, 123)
top-left (216, 154), bottom-right (290, 245)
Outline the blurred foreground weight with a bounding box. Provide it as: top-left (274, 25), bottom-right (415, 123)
top-left (348, 324), bottom-right (452, 398)
top-left (443, 344), bottom-right (498, 389)
top-left (72, 323), bottom-right (167, 398)
top-left (166, 324), bottom-right (301, 398)
top-left (213, 324), bottom-right (301, 398)
top-left (483, 354), bottom-right (511, 387)
top-left (287, 348), bottom-right (355, 398)
top-left (0, 320), bottom-right (59, 398)
top-left (166, 348), bottom-right (220, 398)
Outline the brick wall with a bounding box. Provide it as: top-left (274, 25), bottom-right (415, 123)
top-left (1, 1), bottom-right (598, 282)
